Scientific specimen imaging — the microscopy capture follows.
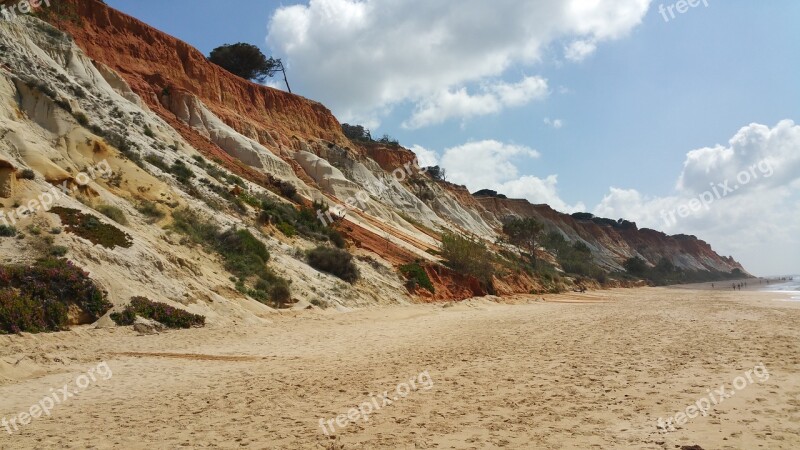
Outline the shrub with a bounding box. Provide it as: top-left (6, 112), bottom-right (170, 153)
top-left (19, 169), bottom-right (35, 180)
top-left (259, 200), bottom-right (345, 247)
top-left (440, 232), bottom-right (494, 284)
top-left (0, 290), bottom-right (45, 334)
top-left (0, 225), bottom-right (17, 237)
top-left (542, 232), bottom-right (607, 283)
top-left (144, 154), bottom-right (170, 172)
top-left (170, 208), bottom-right (292, 305)
top-left (135, 200), bottom-right (165, 221)
top-left (170, 208), bottom-right (220, 246)
top-left (170, 160), bottom-right (195, 184)
top-left (0, 258), bottom-right (112, 334)
top-left (276, 222), bottom-right (296, 237)
top-left (307, 246), bottom-right (359, 283)
top-left (143, 126), bottom-right (155, 138)
top-left (51, 207), bottom-right (133, 249)
top-left (110, 296), bottom-right (205, 329)
top-left (269, 281), bottom-right (292, 304)
top-left (238, 193), bottom-right (261, 208)
top-left (399, 262), bottom-right (435, 293)
top-left (278, 181), bottom-right (297, 199)
top-left (96, 205), bottom-right (128, 225)
top-left (623, 257), bottom-right (648, 277)
top-left (109, 307), bottom-right (135, 326)
top-left (49, 246), bottom-right (68, 257)
top-left (217, 228), bottom-right (270, 279)
top-left (309, 298), bottom-right (329, 308)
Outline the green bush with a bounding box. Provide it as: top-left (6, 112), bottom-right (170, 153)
top-left (170, 160), bottom-right (195, 184)
top-left (399, 262), bottom-right (435, 293)
top-left (440, 232), bottom-right (494, 285)
top-left (269, 281), bottom-right (292, 304)
top-left (623, 257), bottom-right (648, 276)
top-left (259, 200), bottom-right (345, 247)
top-left (217, 228), bottom-right (270, 279)
top-left (19, 169), bottom-right (36, 180)
top-left (307, 246), bottom-right (359, 283)
top-left (49, 246), bottom-right (68, 257)
top-left (0, 258), bottom-right (111, 334)
top-left (110, 297), bottom-right (205, 329)
top-left (0, 290), bottom-right (44, 334)
top-left (144, 154), bottom-right (170, 172)
top-left (542, 232), bottom-right (607, 283)
top-left (276, 222), bottom-right (296, 237)
top-left (109, 308), bottom-right (136, 326)
top-left (96, 205), bottom-right (128, 225)
top-left (171, 208), bottom-right (292, 305)
top-left (135, 200), bottom-right (165, 221)
top-left (0, 225), bottom-right (17, 237)
top-left (171, 208), bottom-right (220, 246)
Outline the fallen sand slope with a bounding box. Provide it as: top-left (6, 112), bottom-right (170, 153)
top-left (1, 288), bottom-right (799, 449)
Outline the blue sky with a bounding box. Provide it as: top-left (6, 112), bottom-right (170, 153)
top-left (106, 0), bottom-right (799, 275)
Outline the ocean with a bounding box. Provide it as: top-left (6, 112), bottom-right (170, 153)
top-left (761, 276), bottom-right (800, 300)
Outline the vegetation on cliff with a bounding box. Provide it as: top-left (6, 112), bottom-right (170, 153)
top-left (0, 258), bottom-right (111, 334)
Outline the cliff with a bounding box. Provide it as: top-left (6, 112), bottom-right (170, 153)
top-left (0, 1), bottom-right (748, 329)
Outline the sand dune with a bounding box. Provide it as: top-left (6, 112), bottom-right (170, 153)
top-left (1, 287), bottom-right (799, 449)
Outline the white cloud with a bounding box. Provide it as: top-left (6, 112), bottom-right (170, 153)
top-left (544, 117), bottom-right (564, 129)
top-left (409, 144), bottom-right (439, 167)
top-left (402, 77), bottom-right (549, 129)
top-left (498, 175), bottom-right (586, 213)
top-left (433, 140), bottom-right (584, 212)
top-left (592, 121), bottom-right (800, 275)
top-left (564, 39), bottom-right (597, 62)
top-left (267, 0), bottom-right (651, 127)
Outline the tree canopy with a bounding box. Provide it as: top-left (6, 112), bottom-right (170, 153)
top-left (209, 43), bottom-right (283, 83)
top-left (502, 217), bottom-right (544, 266)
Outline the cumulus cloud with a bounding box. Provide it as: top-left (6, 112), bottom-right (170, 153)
top-left (498, 175), bottom-right (586, 213)
top-left (432, 140), bottom-right (584, 213)
top-left (402, 77), bottom-right (549, 129)
top-left (267, 0), bottom-right (651, 127)
top-left (409, 144), bottom-right (439, 167)
top-left (564, 39), bottom-right (597, 62)
top-left (592, 120), bottom-right (800, 275)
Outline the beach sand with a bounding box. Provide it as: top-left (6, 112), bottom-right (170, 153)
top-left (1, 287), bottom-right (799, 449)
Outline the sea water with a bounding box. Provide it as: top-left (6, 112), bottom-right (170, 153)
top-left (762, 276), bottom-right (800, 301)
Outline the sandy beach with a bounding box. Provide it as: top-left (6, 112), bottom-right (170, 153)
top-left (1, 287), bottom-right (799, 449)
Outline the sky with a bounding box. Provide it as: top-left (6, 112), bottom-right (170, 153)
top-left (105, 0), bottom-right (799, 276)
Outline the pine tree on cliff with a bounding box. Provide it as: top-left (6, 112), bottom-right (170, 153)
top-left (209, 43), bottom-right (291, 92)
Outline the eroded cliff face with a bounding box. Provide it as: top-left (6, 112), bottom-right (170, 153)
top-left (0, 1), bottom-right (748, 325)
